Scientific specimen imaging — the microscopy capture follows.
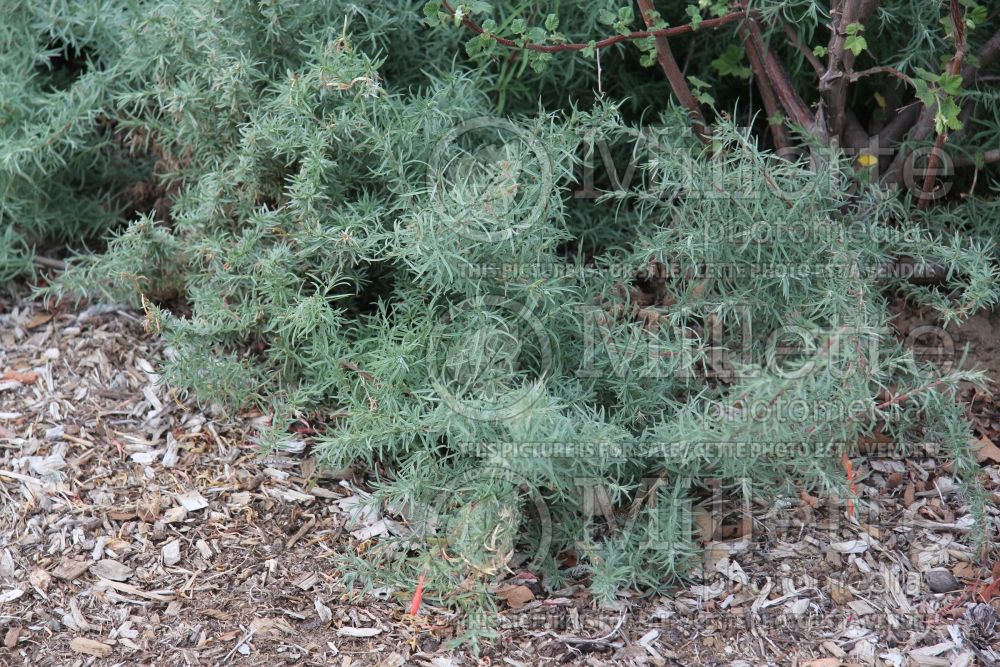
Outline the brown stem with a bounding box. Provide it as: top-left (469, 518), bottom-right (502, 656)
top-left (635, 0), bottom-right (710, 142)
top-left (959, 28), bottom-right (1000, 84)
top-left (817, 0), bottom-right (863, 144)
top-left (742, 27), bottom-right (791, 150)
top-left (782, 22), bottom-right (825, 77)
top-left (884, 23), bottom-right (997, 185)
top-left (439, 1), bottom-right (744, 54)
top-left (745, 18), bottom-right (814, 129)
top-left (918, 0), bottom-right (967, 210)
top-left (849, 66), bottom-right (914, 88)
top-left (843, 110), bottom-right (870, 149)
top-left (876, 101), bottom-right (922, 145)
top-left (32, 256), bottom-right (66, 270)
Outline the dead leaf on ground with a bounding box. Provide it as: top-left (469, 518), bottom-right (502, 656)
top-left (830, 585), bottom-right (854, 604)
top-left (953, 561), bottom-right (978, 579)
top-left (90, 559), bottom-right (133, 582)
top-left (25, 312), bottom-right (53, 329)
top-left (496, 584), bottom-right (534, 609)
top-left (29, 569), bottom-right (51, 593)
top-left (137, 493), bottom-right (162, 522)
top-left (693, 506), bottom-right (717, 543)
top-left (175, 489), bottom-right (208, 511)
top-left (972, 435), bottom-right (1000, 464)
top-left (800, 490), bottom-right (820, 508)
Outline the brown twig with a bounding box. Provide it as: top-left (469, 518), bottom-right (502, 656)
top-left (32, 256), bottom-right (66, 271)
top-left (817, 0), bottom-right (864, 144)
top-left (849, 66), bottom-right (914, 88)
top-left (439, 0), bottom-right (744, 53)
top-left (884, 23), bottom-right (997, 185)
top-left (635, 0), bottom-right (710, 142)
top-left (741, 27), bottom-right (792, 150)
top-left (959, 27), bottom-right (1000, 84)
top-left (918, 0), bottom-right (967, 210)
top-left (782, 22), bottom-right (825, 77)
top-left (744, 17), bottom-right (814, 129)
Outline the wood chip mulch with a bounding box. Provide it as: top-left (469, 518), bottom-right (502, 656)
top-left (1, 298), bottom-right (998, 666)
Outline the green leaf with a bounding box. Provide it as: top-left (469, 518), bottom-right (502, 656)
top-left (844, 22), bottom-right (864, 36)
top-left (708, 0), bottom-right (729, 17)
top-left (529, 51), bottom-right (552, 73)
top-left (812, 45), bottom-right (828, 58)
top-left (912, 78), bottom-right (936, 108)
top-left (544, 13), bottom-right (559, 31)
top-left (597, 9), bottom-right (616, 26)
top-left (422, 1), bottom-right (441, 25)
top-left (939, 15), bottom-right (955, 38)
top-left (968, 4), bottom-right (987, 28)
top-left (524, 26), bottom-right (547, 43)
top-left (939, 73), bottom-right (963, 96)
top-left (644, 9), bottom-right (666, 29)
top-left (465, 33), bottom-right (490, 57)
top-left (712, 44), bottom-right (751, 79)
top-left (510, 18), bottom-right (526, 34)
top-left (844, 34), bottom-right (867, 57)
top-left (686, 75), bottom-right (715, 104)
top-left (685, 5), bottom-right (703, 30)
top-left (935, 97), bottom-right (963, 133)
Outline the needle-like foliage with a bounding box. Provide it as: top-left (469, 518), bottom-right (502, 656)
top-left (6, 0), bottom-right (999, 629)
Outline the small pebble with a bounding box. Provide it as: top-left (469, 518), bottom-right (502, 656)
top-left (925, 569), bottom-right (961, 593)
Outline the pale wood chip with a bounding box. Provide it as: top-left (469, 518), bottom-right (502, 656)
top-left (90, 559), bottom-right (133, 582)
top-left (52, 558), bottom-right (90, 581)
top-left (95, 577), bottom-right (175, 602)
top-left (337, 626), bottom-right (382, 638)
top-left (70, 637), bottom-right (112, 657)
top-left (175, 489), bottom-right (208, 511)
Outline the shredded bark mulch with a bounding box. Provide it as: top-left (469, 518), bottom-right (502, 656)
top-left (1, 298), bottom-right (998, 666)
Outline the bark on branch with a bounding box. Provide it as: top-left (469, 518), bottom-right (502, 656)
top-left (744, 18), bottom-right (814, 129)
top-left (635, 0), bottom-right (710, 142)
top-left (918, 0), bottom-right (967, 210)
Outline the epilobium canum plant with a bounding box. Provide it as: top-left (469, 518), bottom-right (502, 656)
top-left (12, 0), bottom-right (999, 631)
